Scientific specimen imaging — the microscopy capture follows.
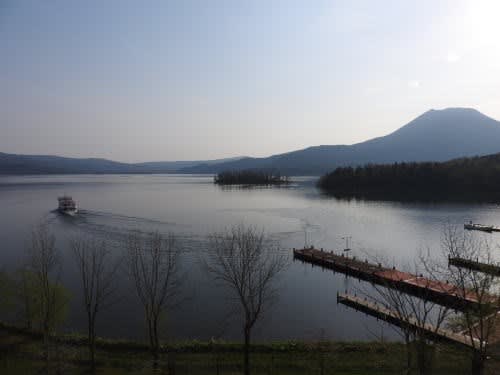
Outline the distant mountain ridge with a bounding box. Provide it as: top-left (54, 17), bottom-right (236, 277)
top-left (0, 153), bottom-right (243, 175)
top-left (3, 108), bottom-right (500, 175)
top-left (180, 108), bottom-right (500, 175)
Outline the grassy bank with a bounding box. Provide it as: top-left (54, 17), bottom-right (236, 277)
top-left (0, 322), bottom-right (480, 374)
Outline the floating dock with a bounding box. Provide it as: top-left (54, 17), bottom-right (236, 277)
top-left (293, 247), bottom-right (493, 311)
top-left (449, 257), bottom-right (500, 277)
top-left (464, 223), bottom-right (500, 233)
top-left (337, 293), bottom-right (481, 349)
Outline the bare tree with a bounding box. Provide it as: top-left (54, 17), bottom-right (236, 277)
top-left (442, 225), bottom-right (500, 375)
top-left (205, 225), bottom-right (287, 375)
top-left (17, 267), bottom-right (36, 329)
top-left (126, 231), bottom-right (183, 365)
top-left (71, 236), bottom-right (120, 371)
top-left (371, 279), bottom-right (450, 374)
top-left (25, 222), bottom-right (68, 367)
top-left (16, 266), bottom-right (70, 331)
top-left (350, 252), bottom-right (451, 375)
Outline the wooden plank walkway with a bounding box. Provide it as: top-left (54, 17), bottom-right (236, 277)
top-left (293, 247), bottom-right (491, 311)
top-left (337, 293), bottom-right (480, 349)
top-left (449, 257), bottom-right (500, 276)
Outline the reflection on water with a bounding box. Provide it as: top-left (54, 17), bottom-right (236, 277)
top-left (1, 174), bottom-right (500, 342)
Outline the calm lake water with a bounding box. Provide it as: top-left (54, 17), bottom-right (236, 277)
top-left (1, 174), bottom-right (500, 342)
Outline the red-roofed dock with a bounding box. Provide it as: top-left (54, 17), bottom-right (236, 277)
top-left (293, 247), bottom-right (494, 311)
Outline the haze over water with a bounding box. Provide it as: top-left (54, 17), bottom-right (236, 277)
top-left (1, 174), bottom-right (500, 342)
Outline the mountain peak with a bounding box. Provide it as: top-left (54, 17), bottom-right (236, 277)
top-left (356, 106), bottom-right (500, 164)
top-left (395, 107), bottom-right (498, 135)
top-left (183, 107), bottom-right (500, 175)
top-left (423, 107), bottom-right (491, 120)
top-left (4, 107), bottom-right (500, 176)
top-left (431, 107), bottom-right (478, 112)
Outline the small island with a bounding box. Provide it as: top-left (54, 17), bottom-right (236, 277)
top-left (317, 153), bottom-right (500, 201)
top-left (214, 170), bottom-right (290, 186)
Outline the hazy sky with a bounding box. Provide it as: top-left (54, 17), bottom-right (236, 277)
top-left (2, 1), bottom-right (500, 162)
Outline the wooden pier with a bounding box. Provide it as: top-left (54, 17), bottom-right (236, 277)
top-left (449, 257), bottom-right (500, 276)
top-left (336, 293), bottom-right (481, 349)
top-left (293, 247), bottom-right (492, 311)
top-left (464, 223), bottom-right (500, 233)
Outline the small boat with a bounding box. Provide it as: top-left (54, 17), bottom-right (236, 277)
top-left (58, 195), bottom-right (78, 216)
top-left (464, 222), bottom-right (493, 232)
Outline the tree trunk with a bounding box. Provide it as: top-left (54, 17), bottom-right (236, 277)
top-left (88, 312), bottom-right (96, 372)
top-left (416, 338), bottom-right (431, 375)
top-left (90, 328), bottom-right (96, 372)
top-left (147, 318), bottom-right (154, 354)
top-left (405, 333), bottom-right (412, 374)
top-left (168, 352), bottom-right (176, 375)
top-left (244, 326), bottom-right (251, 375)
top-left (43, 318), bottom-right (50, 374)
top-left (87, 322), bottom-right (92, 364)
top-left (91, 336), bottom-right (96, 372)
top-left (472, 351), bottom-right (485, 375)
top-left (153, 316), bottom-right (160, 368)
top-left (24, 299), bottom-right (33, 330)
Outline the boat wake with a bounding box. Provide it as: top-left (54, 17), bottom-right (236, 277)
top-left (80, 209), bottom-right (177, 227)
top-left (49, 208), bottom-right (206, 255)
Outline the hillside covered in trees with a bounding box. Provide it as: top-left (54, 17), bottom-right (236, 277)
top-left (317, 153), bottom-right (500, 201)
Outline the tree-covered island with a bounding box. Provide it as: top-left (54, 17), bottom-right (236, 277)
top-left (214, 170), bottom-right (290, 186)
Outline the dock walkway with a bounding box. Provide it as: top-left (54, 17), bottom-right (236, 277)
top-left (337, 293), bottom-right (480, 349)
top-left (449, 257), bottom-right (500, 277)
top-left (293, 247), bottom-right (490, 310)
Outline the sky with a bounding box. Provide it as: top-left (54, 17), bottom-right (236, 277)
top-left (2, 0), bottom-right (500, 162)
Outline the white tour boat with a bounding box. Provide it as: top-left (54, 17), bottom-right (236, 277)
top-left (58, 195), bottom-right (78, 216)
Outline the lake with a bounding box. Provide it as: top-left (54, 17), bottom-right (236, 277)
top-left (1, 174), bottom-right (500, 343)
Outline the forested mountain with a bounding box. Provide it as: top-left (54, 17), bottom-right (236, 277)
top-left (317, 153), bottom-right (500, 201)
top-left (0, 153), bottom-right (242, 175)
top-left (181, 108), bottom-right (500, 175)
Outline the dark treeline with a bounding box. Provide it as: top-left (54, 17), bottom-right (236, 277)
top-left (214, 169), bottom-right (290, 185)
top-left (317, 153), bottom-right (500, 201)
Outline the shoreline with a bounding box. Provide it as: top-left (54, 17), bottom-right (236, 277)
top-left (0, 320), bottom-right (398, 354)
top-left (0, 320), bottom-right (476, 374)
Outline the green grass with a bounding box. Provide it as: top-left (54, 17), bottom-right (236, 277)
top-left (2, 323), bottom-right (494, 374)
